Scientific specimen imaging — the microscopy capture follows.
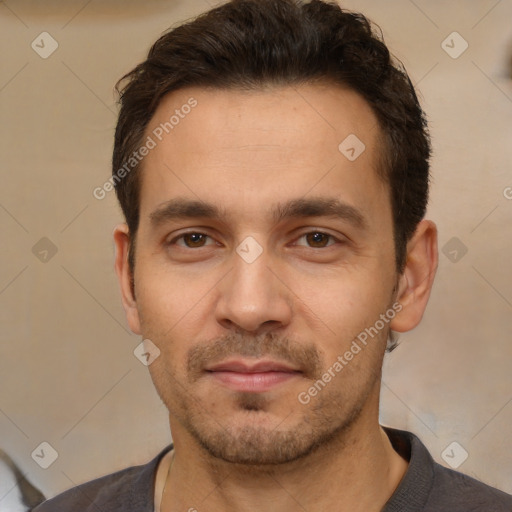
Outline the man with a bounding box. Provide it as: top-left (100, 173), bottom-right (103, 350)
top-left (34, 0), bottom-right (512, 511)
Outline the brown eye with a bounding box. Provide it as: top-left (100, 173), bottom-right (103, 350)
top-left (306, 232), bottom-right (330, 247)
top-left (183, 233), bottom-right (207, 247)
top-left (295, 231), bottom-right (337, 248)
top-left (171, 232), bottom-right (213, 248)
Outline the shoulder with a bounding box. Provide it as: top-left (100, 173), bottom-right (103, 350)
top-left (427, 462), bottom-right (512, 511)
top-left (383, 427), bottom-right (512, 512)
top-left (32, 466), bottom-right (145, 512)
top-left (32, 446), bottom-right (172, 512)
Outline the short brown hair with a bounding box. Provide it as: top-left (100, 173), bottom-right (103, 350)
top-left (113, 0), bottom-right (431, 274)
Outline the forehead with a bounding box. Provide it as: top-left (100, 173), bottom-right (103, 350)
top-left (138, 83), bottom-right (389, 229)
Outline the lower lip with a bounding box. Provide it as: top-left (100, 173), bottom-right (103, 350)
top-left (209, 371), bottom-right (300, 392)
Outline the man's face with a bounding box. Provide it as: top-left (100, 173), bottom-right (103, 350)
top-left (127, 84), bottom-right (399, 464)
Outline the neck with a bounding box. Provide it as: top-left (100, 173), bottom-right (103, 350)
top-left (160, 397), bottom-right (408, 512)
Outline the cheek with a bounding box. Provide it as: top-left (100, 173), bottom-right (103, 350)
top-left (288, 268), bottom-right (396, 380)
top-left (134, 276), bottom-right (193, 369)
top-left (291, 261), bottom-right (394, 328)
top-left (134, 261), bottom-right (211, 330)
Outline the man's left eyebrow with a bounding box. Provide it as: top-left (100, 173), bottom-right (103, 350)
top-left (272, 197), bottom-right (367, 230)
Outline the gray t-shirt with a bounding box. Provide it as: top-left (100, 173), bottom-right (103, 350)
top-left (33, 427), bottom-right (512, 511)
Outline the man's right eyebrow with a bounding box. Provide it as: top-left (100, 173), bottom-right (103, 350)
top-left (149, 198), bottom-right (225, 227)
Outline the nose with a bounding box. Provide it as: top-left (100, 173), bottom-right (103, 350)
top-left (214, 247), bottom-right (293, 335)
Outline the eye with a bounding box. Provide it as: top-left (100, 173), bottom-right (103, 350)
top-left (170, 232), bottom-right (216, 248)
top-left (294, 231), bottom-right (339, 248)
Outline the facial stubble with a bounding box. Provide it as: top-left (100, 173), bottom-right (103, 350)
top-left (150, 327), bottom-right (387, 468)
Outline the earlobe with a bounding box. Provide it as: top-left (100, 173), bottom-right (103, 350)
top-left (390, 220), bottom-right (438, 333)
top-left (113, 224), bottom-right (142, 335)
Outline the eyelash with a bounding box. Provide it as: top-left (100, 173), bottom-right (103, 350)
top-left (167, 230), bottom-right (341, 249)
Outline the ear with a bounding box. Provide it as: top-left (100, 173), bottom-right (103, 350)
top-left (113, 223), bottom-right (142, 335)
top-left (390, 219), bottom-right (438, 333)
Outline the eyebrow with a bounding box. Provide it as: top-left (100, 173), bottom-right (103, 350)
top-left (149, 196), bottom-right (367, 230)
top-left (273, 197), bottom-right (366, 229)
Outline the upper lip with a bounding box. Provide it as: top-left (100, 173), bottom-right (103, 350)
top-left (206, 359), bottom-right (300, 373)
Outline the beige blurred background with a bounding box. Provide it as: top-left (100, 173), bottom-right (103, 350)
top-left (1, 0), bottom-right (511, 501)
